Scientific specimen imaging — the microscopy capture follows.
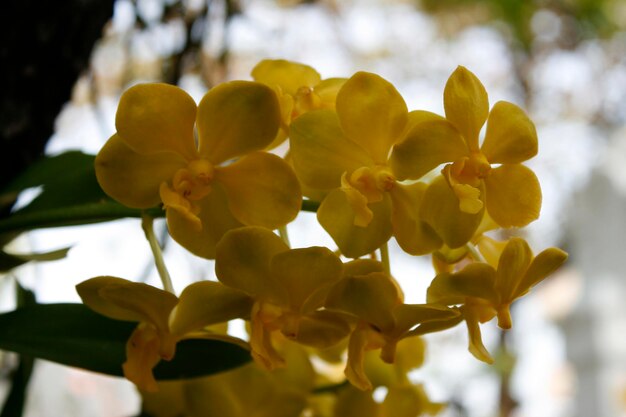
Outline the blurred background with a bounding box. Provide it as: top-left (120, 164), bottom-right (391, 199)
top-left (1, 0), bottom-right (626, 416)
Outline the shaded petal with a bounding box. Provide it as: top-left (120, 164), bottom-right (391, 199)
top-left (169, 281), bottom-right (253, 337)
top-left (251, 59), bottom-right (321, 96)
top-left (481, 101), bottom-right (538, 164)
top-left (343, 259), bottom-right (386, 276)
top-left (123, 324), bottom-right (162, 392)
top-left (475, 235), bottom-right (508, 268)
top-left (215, 152), bottom-right (302, 229)
top-left (76, 276), bottom-right (177, 332)
top-left (516, 247), bottom-right (568, 297)
top-left (314, 77), bottom-right (347, 108)
top-left (292, 310), bottom-right (352, 349)
top-left (325, 272), bottom-right (400, 333)
top-left (427, 263), bottom-right (497, 305)
top-left (345, 325), bottom-right (385, 391)
top-left (116, 83), bottom-right (197, 160)
top-left (420, 175), bottom-right (484, 248)
top-left (390, 182), bottom-right (442, 255)
top-left (197, 81), bottom-right (280, 164)
top-left (214, 226), bottom-right (289, 301)
top-left (95, 134), bottom-right (186, 208)
top-left (484, 164), bottom-right (542, 228)
top-left (464, 306), bottom-right (494, 364)
top-left (336, 72), bottom-right (408, 163)
top-left (290, 109), bottom-right (374, 190)
top-left (334, 386), bottom-right (380, 416)
top-left (495, 238), bottom-right (533, 305)
top-left (390, 119), bottom-right (467, 180)
top-left (318, 189), bottom-right (393, 258)
top-left (166, 183), bottom-right (242, 259)
top-left (443, 66), bottom-right (489, 150)
top-left (270, 247), bottom-right (343, 313)
top-left (392, 303), bottom-right (460, 337)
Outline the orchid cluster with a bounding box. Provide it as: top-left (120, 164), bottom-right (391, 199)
top-left (78, 59), bottom-right (567, 416)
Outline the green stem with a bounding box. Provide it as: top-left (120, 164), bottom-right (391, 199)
top-left (141, 213), bottom-right (174, 294)
top-left (379, 242), bottom-right (391, 275)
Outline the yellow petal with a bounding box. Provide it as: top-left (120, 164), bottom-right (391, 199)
top-left (464, 305), bottom-right (494, 364)
top-left (250, 303), bottom-right (285, 370)
top-left (290, 109), bottom-right (374, 190)
top-left (292, 310), bottom-right (352, 349)
top-left (516, 247), bottom-right (568, 298)
top-left (314, 77), bottom-right (347, 108)
top-left (325, 272), bottom-right (400, 333)
top-left (123, 324), bottom-right (163, 392)
top-left (251, 59), bottom-right (321, 96)
top-left (95, 134), bottom-right (186, 208)
top-left (76, 276), bottom-right (177, 332)
top-left (420, 175), bottom-right (484, 248)
top-left (270, 247), bottom-right (343, 313)
top-left (214, 226), bottom-right (289, 301)
top-left (389, 183), bottom-right (442, 256)
top-left (484, 164), bottom-right (542, 228)
top-left (215, 152), bottom-right (301, 229)
top-left (343, 259), bottom-right (386, 276)
top-left (115, 83), bottom-right (198, 160)
top-left (345, 325), bottom-right (385, 391)
top-left (475, 235), bottom-right (508, 268)
top-left (166, 183), bottom-right (243, 259)
top-left (481, 101), bottom-right (538, 164)
top-left (443, 66), bottom-right (489, 151)
top-left (169, 281), bottom-right (253, 337)
top-left (390, 119), bottom-right (468, 180)
top-left (197, 81), bottom-right (280, 164)
top-left (317, 189), bottom-right (393, 258)
top-left (334, 385), bottom-right (380, 416)
top-left (392, 303), bottom-right (460, 337)
top-left (381, 384), bottom-right (446, 417)
top-left (336, 72), bottom-right (408, 163)
top-left (426, 263), bottom-right (497, 305)
top-left (495, 237), bottom-right (533, 306)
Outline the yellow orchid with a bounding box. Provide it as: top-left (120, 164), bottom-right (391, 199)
top-left (95, 81), bottom-right (302, 259)
top-left (290, 72), bottom-right (441, 258)
top-left (77, 277), bottom-right (252, 392)
top-left (214, 226), bottom-right (352, 370)
top-left (390, 66), bottom-right (542, 239)
top-left (252, 59), bottom-right (346, 149)
top-left (324, 259), bottom-right (459, 390)
top-left (427, 237), bottom-right (568, 363)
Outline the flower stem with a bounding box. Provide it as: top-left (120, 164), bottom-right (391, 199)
top-left (380, 242), bottom-right (391, 275)
top-left (278, 225), bottom-right (291, 247)
top-left (141, 213), bottom-right (174, 294)
top-left (466, 243), bottom-right (486, 263)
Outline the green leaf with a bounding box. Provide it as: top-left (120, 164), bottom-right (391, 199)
top-left (0, 304), bottom-right (251, 380)
top-left (0, 247), bottom-right (71, 273)
top-left (1, 151), bottom-right (107, 214)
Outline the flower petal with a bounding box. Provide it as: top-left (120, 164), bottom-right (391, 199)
top-left (391, 303), bottom-right (460, 337)
top-left (270, 247), bottom-right (343, 313)
top-left (495, 238), bottom-right (533, 306)
top-left (251, 59), bottom-right (321, 96)
top-left (76, 276), bottom-right (177, 331)
top-left (290, 110), bottom-right (374, 190)
top-left (484, 164), bottom-right (542, 228)
top-left (420, 175), bottom-right (484, 248)
top-left (464, 306), bottom-right (494, 364)
top-left (389, 183), bottom-right (442, 255)
top-left (317, 189), bottom-right (393, 258)
top-left (214, 226), bottom-right (289, 301)
top-left (481, 101), bottom-right (538, 164)
top-left (293, 310), bottom-right (352, 349)
top-left (123, 324), bottom-right (162, 392)
top-left (344, 325), bottom-right (385, 391)
top-left (197, 81), bottom-right (281, 164)
top-left (336, 72), bottom-right (408, 163)
top-left (169, 281), bottom-right (253, 338)
top-left (443, 66), bottom-right (489, 151)
top-left (116, 83), bottom-right (198, 160)
top-left (325, 272), bottom-right (400, 333)
top-left (215, 152), bottom-right (302, 229)
top-left (427, 263), bottom-right (497, 305)
top-left (95, 134), bottom-right (186, 208)
top-left (517, 247), bottom-right (568, 297)
top-left (390, 119), bottom-right (467, 180)
top-left (166, 183), bottom-right (243, 259)
top-left (314, 77), bottom-right (347, 108)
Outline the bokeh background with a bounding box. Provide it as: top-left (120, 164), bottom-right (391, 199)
top-left (2, 0), bottom-right (626, 416)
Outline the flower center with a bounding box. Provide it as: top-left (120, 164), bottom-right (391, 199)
top-left (159, 159), bottom-right (214, 229)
